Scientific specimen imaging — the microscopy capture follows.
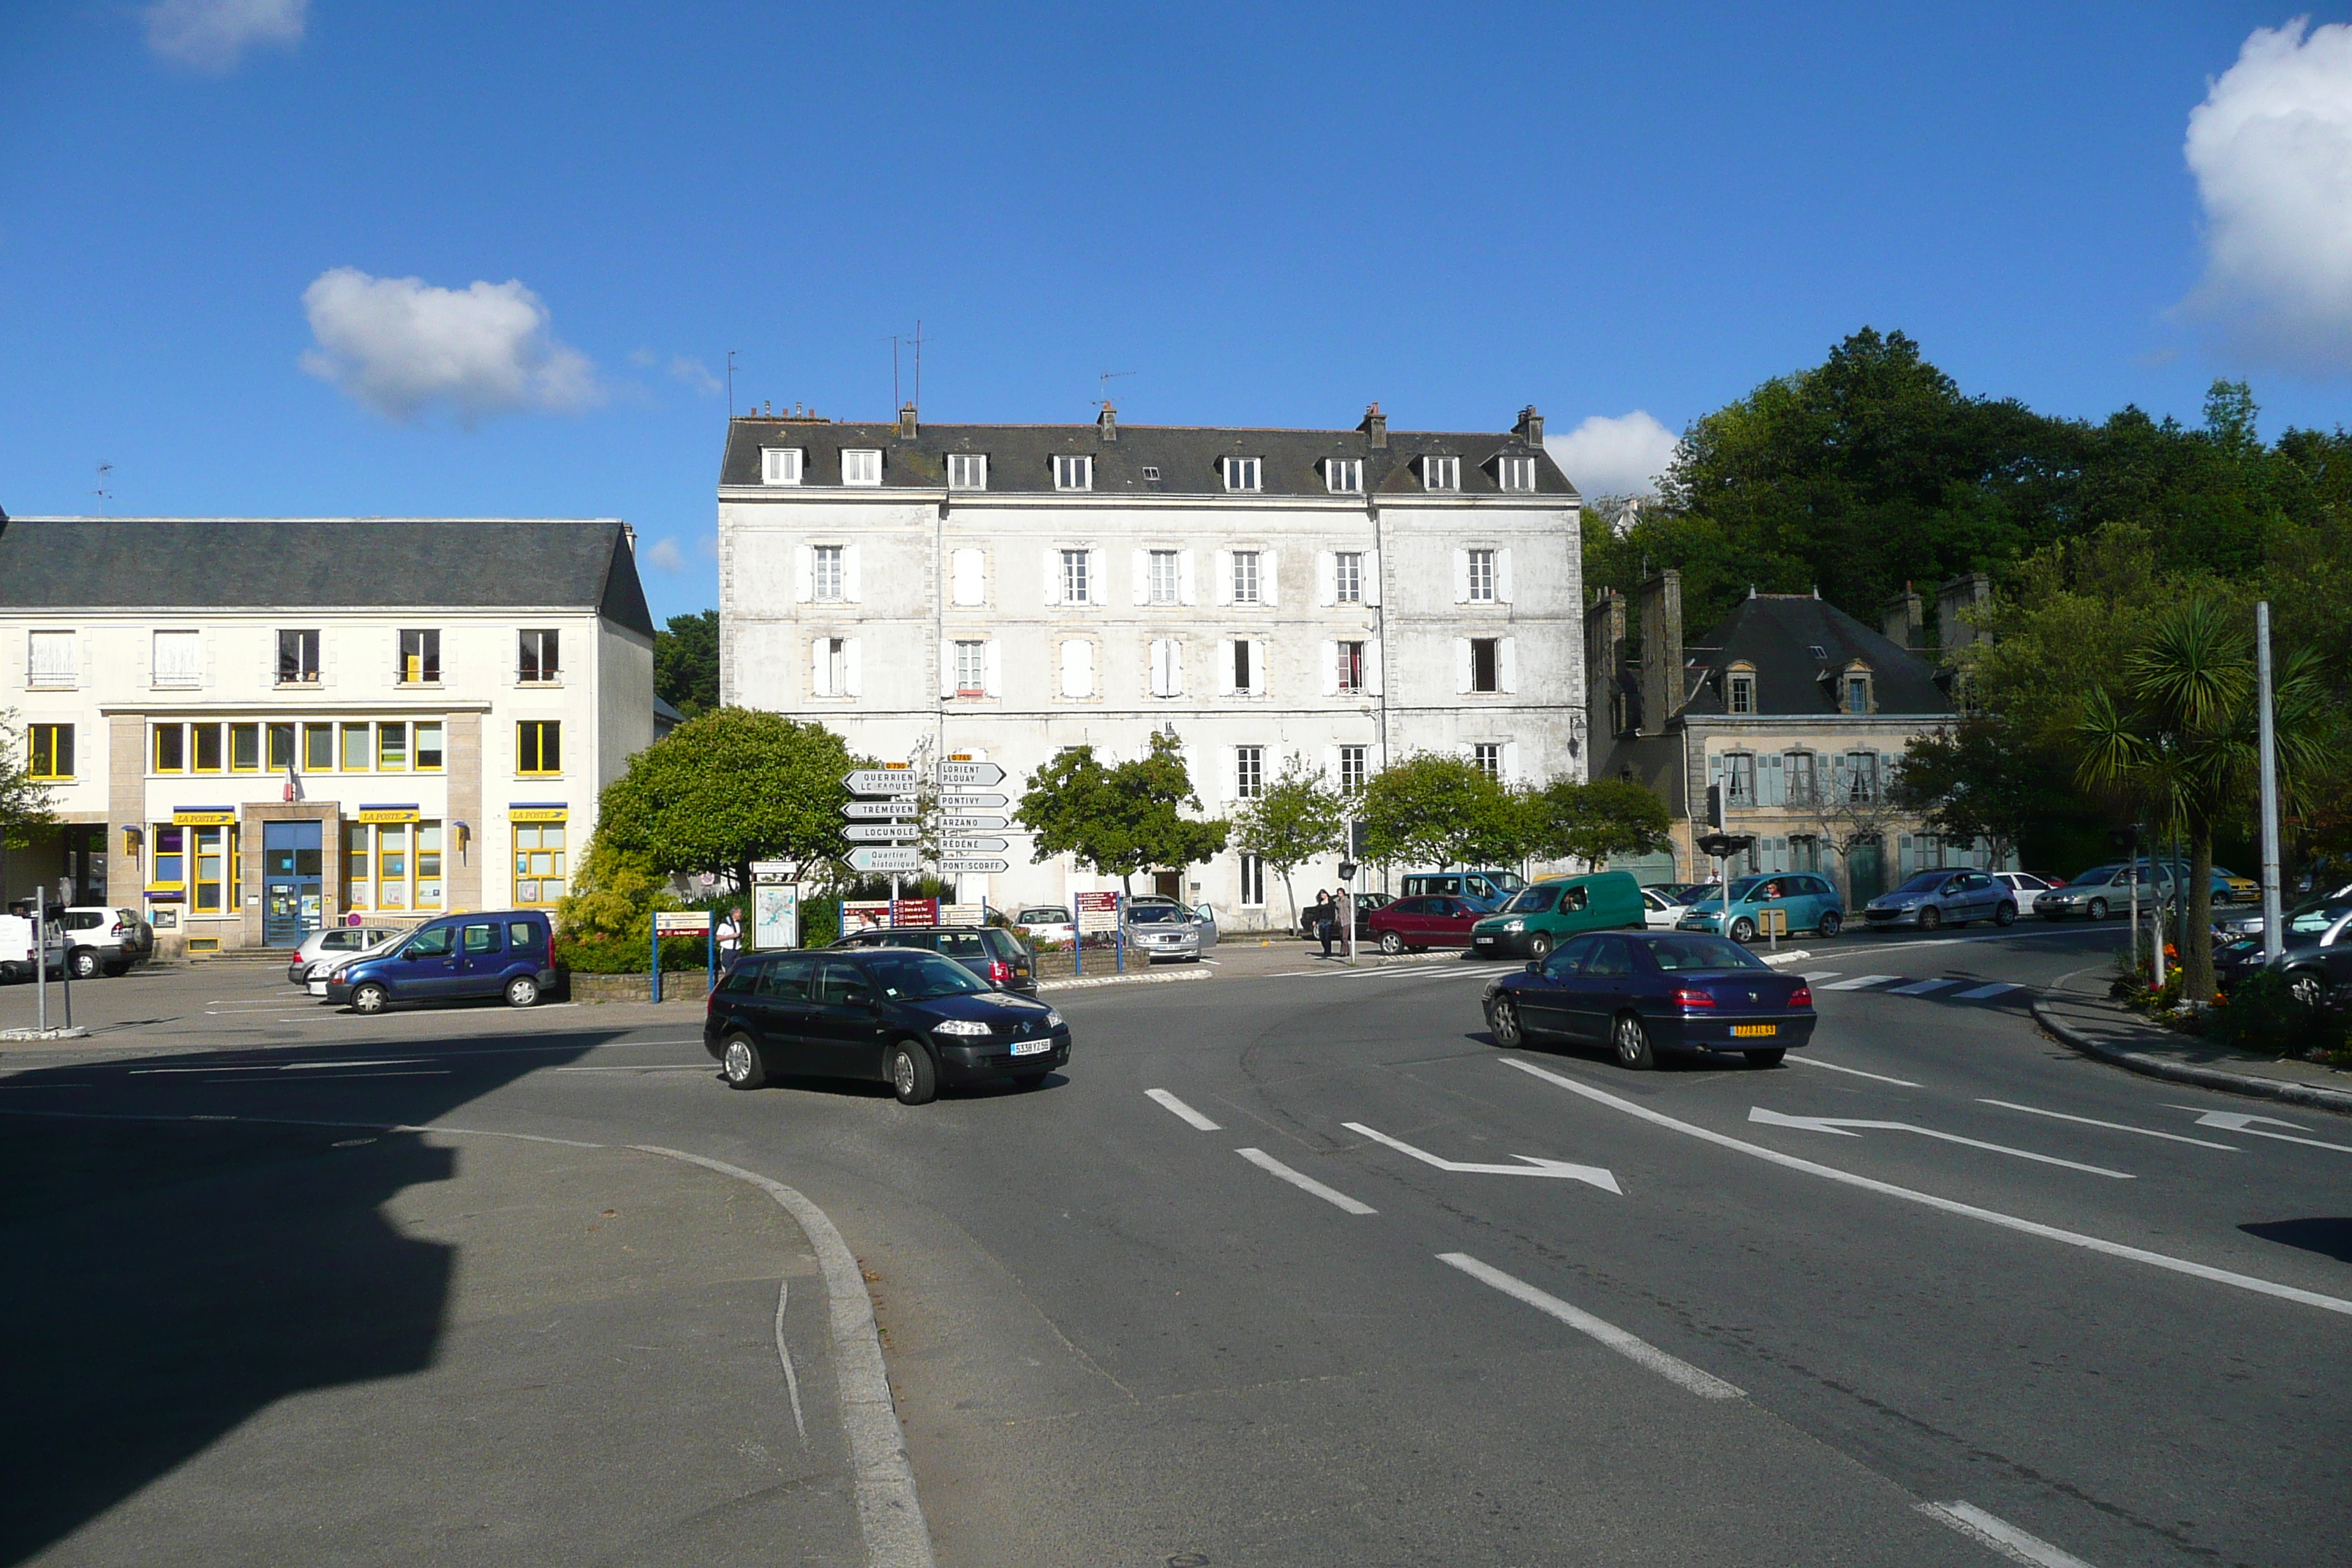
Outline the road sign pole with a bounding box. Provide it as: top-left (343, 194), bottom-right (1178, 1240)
top-left (649, 918), bottom-right (660, 1006)
top-left (2257, 600), bottom-right (2284, 965)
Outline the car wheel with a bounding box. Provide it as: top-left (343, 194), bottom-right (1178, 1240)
top-left (1744, 1047), bottom-right (1787, 1068)
top-left (2286, 970), bottom-right (2326, 1010)
top-left (888, 1040), bottom-right (938, 1106)
top-left (1729, 916), bottom-right (1757, 944)
top-left (2087, 898), bottom-right (2108, 922)
top-left (1489, 995), bottom-right (1526, 1048)
top-left (70, 949), bottom-right (100, 980)
top-left (1379, 931), bottom-right (1405, 955)
top-left (1995, 902), bottom-right (2017, 927)
top-left (1816, 911), bottom-right (1842, 938)
top-left (505, 975), bottom-right (540, 1008)
top-left (1918, 906), bottom-right (1942, 932)
top-left (1525, 933), bottom-right (1553, 962)
top-left (720, 1034), bottom-right (767, 1090)
top-left (1613, 1013), bottom-right (1656, 1071)
top-left (350, 982), bottom-right (389, 1015)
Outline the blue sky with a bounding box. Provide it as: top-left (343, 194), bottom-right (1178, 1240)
top-left (4, 2), bottom-right (2348, 625)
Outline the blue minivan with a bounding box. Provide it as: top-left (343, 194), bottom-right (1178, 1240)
top-left (326, 911), bottom-right (559, 1013)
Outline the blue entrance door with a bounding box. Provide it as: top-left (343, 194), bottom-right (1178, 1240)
top-left (263, 821), bottom-right (324, 946)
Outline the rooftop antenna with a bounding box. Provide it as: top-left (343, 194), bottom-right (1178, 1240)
top-left (725, 350), bottom-right (738, 418)
top-left (1094, 369), bottom-right (1136, 410)
top-left (90, 461), bottom-right (113, 516)
top-left (911, 319), bottom-right (926, 409)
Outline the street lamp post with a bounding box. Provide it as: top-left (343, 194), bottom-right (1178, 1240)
top-left (2256, 600), bottom-right (2284, 966)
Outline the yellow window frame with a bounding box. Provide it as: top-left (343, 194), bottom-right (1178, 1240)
top-left (153, 723), bottom-right (185, 774)
top-left (516, 720), bottom-right (561, 776)
top-left (230, 723), bottom-right (261, 772)
top-left (29, 723), bottom-right (73, 780)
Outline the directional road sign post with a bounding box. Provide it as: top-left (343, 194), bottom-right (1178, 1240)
top-left (843, 769), bottom-right (922, 796)
top-left (938, 762), bottom-right (1006, 788)
top-left (844, 823), bottom-right (923, 843)
top-left (848, 847), bottom-right (922, 874)
top-left (938, 792), bottom-right (1008, 811)
top-left (938, 857), bottom-right (1010, 875)
top-left (939, 836), bottom-right (1008, 854)
top-left (940, 814), bottom-right (1008, 832)
top-left (843, 801), bottom-right (921, 819)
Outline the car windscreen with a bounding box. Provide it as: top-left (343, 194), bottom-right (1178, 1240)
top-left (1647, 935), bottom-right (1769, 972)
top-left (1680, 884), bottom-right (1722, 903)
top-left (1486, 872), bottom-right (1527, 892)
top-left (1501, 886), bottom-right (1560, 914)
top-left (866, 951), bottom-right (987, 1000)
top-left (1895, 871), bottom-right (1949, 894)
top-left (1727, 876), bottom-right (1768, 900)
top-left (1128, 906), bottom-right (1184, 924)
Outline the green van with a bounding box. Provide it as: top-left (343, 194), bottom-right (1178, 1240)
top-left (1469, 870), bottom-right (1646, 960)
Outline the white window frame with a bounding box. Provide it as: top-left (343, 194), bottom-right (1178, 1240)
top-left (840, 448), bottom-right (882, 486)
top-left (1336, 639), bottom-right (1367, 695)
top-left (813, 545), bottom-right (846, 602)
top-left (1222, 456), bottom-right (1262, 492)
top-left (1496, 454), bottom-right (1536, 491)
top-left (954, 639), bottom-right (987, 696)
top-left (1324, 457), bottom-right (1362, 494)
top-left (1334, 551), bottom-right (1363, 605)
top-left (1148, 638), bottom-right (1184, 698)
top-left (1060, 549), bottom-right (1093, 606)
top-left (1058, 638), bottom-right (1096, 698)
top-left (153, 630), bottom-right (202, 690)
top-left (1467, 636), bottom-right (1501, 694)
top-left (1338, 745), bottom-right (1367, 794)
top-left (1422, 454), bottom-right (1460, 491)
top-left (1472, 743), bottom-right (1502, 780)
top-left (1238, 853), bottom-right (1266, 907)
top-left (1466, 548), bottom-right (1497, 603)
top-left (1728, 671), bottom-right (1756, 715)
top-left (1055, 454), bottom-right (1093, 491)
top-left (947, 452), bottom-right (988, 491)
top-left (29, 630), bottom-right (76, 688)
top-left (761, 447), bottom-right (804, 486)
top-left (1231, 549), bottom-right (1262, 606)
top-left (1844, 672), bottom-right (1873, 714)
top-left (1235, 745), bottom-right (1264, 799)
top-left (1148, 549), bottom-right (1180, 606)
top-left (810, 636), bottom-right (861, 698)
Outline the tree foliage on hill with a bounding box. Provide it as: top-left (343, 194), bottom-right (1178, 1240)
top-left (654, 609), bottom-right (721, 719)
top-left (1016, 732), bottom-right (1230, 890)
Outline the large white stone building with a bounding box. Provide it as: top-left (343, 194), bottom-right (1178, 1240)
top-left (718, 404), bottom-right (1587, 923)
top-left (0, 517), bottom-right (655, 954)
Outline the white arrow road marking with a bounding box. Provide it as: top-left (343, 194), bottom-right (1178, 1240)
top-left (1501, 1058), bottom-right (2352, 1316)
top-left (1888, 978), bottom-right (1961, 995)
top-left (1785, 1055), bottom-right (1921, 1088)
top-left (1343, 1122), bottom-right (1621, 1193)
top-left (1979, 1099), bottom-right (2239, 1150)
top-left (1747, 1107), bottom-right (2135, 1178)
top-left (1798, 970), bottom-right (1843, 982)
top-left (1237, 1148), bottom-right (1376, 1213)
top-left (1953, 981), bottom-right (2022, 1000)
top-left (1438, 1253), bottom-right (1744, 1400)
top-left (1918, 1501), bottom-right (2100, 1568)
top-left (1823, 974), bottom-right (1900, 990)
top-left (2171, 1107), bottom-right (2352, 1154)
top-left (1146, 1088), bottom-right (1221, 1131)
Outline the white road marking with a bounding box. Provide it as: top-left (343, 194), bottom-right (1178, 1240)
top-left (1823, 974), bottom-right (1899, 990)
top-left (1918, 1501), bottom-right (2100, 1568)
top-left (2173, 1107), bottom-right (2352, 1155)
top-left (1954, 982), bottom-right (2022, 1000)
top-left (1343, 1122), bottom-right (1621, 1191)
top-left (1798, 970), bottom-right (1843, 982)
top-left (1145, 1088), bottom-right (1221, 1131)
top-left (1235, 1147), bottom-right (1376, 1214)
top-left (1980, 1099), bottom-right (2239, 1150)
top-left (282, 1058), bottom-right (424, 1070)
top-left (1747, 1107), bottom-right (2134, 1178)
top-left (552, 1064), bottom-right (717, 1073)
top-left (1437, 1252), bottom-right (1744, 1400)
top-left (1502, 1058), bottom-right (2352, 1317)
top-left (1888, 979), bottom-right (1961, 995)
top-left (1785, 1056), bottom-right (1921, 1088)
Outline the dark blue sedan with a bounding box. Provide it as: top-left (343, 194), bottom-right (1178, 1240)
top-left (1481, 930), bottom-right (1816, 1069)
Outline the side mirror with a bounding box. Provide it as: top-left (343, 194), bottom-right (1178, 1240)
top-left (842, 986), bottom-right (872, 1007)
top-left (1526, 959), bottom-right (1542, 973)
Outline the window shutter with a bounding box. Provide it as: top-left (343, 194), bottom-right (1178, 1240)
top-left (1223, 748), bottom-right (1237, 802)
top-left (1250, 638), bottom-right (1267, 695)
top-left (1213, 550), bottom-right (1232, 607)
top-left (1499, 638), bottom-right (1517, 693)
top-left (794, 545), bottom-right (814, 603)
top-left (845, 638), bottom-right (863, 698)
top-left (1455, 638), bottom-right (1472, 695)
top-left (939, 638), bottom-right (956, 698)
top-left (812, 638), bottom-right (832, 697)
top-left (1497, 547), bottom-right (1515, 603)
top-left (1364, 549), bottom-right (1382, 607)
top-left (259, 636), bottom-right (274, 688)
top-left (1259, 548), bottom-right (1278, 606)
top-left (1131, 549), bottom-right (1150, 606)
top-left (1169, 638), bottom-right (1183, 696)
top-left (1365, 638), bottom-right (1383, 696)
top-left (1041, 549), bottom-right (1063, 606)
top-left (1763, 753), bottom-right (1782, 806)
top-left (1504, 740), bottom-right (1520, 783)
top-left (843, 544), bottom-right (862, 603)
top-left (1148, 639), bottom-right (1169, 698)
top-left (202, 639), bottom-right (217, 689)
top-left (984, 641), bottom-right (1003, 698)
top-left (1321, 640), bottom-right (1338, 697)
top-left (1088, 549), bottom-right (1104, 606)
top-left (321, 633), bottom-right (336, 689)
top-left (1316, 551), bottom-right (1335, 606)
top-left (952, 549), bottom-right (984, 606)
top-left (1179, 550), bottom-right (1198, 606)
top-left (1215, 641), bottom-right (1236, 698)
top-left (1452, 550), bottom-right (1470, 604)
top-left (1709, 753), bottom-right (1724, 800)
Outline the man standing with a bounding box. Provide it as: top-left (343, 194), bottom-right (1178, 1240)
top-left (716, 906), bottom-right (742, 968)
top-left (1313, 890), bottom-right (1337, 958)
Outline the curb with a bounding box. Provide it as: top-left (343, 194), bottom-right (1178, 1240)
top-left (634, 1146), bottom-right (935, 1568)
top-left (1037, 967), bottom-right (1214, 994)
top-left (2031, 981), bottom-right (2352, 1118)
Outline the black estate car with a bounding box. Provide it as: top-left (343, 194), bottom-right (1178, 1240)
top-left (1482, 930), bottom-right (1815, 1070)
top-left (705, 946), bottom-right (1070, 1104)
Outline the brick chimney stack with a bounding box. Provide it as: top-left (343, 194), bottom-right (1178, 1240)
top-left (1357, 402), bottom-right (1387, 449)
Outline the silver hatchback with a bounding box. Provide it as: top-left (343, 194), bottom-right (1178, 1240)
top-left (1862, 869), bottom-right (2017, 931)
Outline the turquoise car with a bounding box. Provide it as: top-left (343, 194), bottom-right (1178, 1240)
top-left (1675, 872), bottom-right (1845, 943)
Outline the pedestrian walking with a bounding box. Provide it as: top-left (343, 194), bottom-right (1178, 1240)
top-left (716, 906), bottom-right (742, 967)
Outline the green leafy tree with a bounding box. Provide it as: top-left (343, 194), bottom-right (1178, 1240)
top-left (1232, 755), bottom-right (1347, 930)
top-left (654, 609), bottom-right (721, 719)
top-left (1360, 753), bottom-right (1518, 870)
top-left (1017, 732), bottom-right (1229, 891)
top-left (0, 709), bottom-right (56, 851)
top-left (595, 707), bottom-right (862, 898)
top-left (1523, 777), bottom-right (1672, 866)
top-left (1891, 718), bottom-right (2089, 874)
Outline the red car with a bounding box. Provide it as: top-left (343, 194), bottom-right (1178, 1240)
top-left (1367, 894), bottom-right (1493, 954)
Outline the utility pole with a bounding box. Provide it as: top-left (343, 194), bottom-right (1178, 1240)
top-left (725, 350), bottom-right (738, 418)
top-left (2256, 600), bottom-right (2283, 965)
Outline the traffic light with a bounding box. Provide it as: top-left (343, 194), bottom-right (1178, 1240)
top-left (1706, 785), bottom-right (1725, 831)
top-left (1350, 819), bottom-right (1372, 858)
top-left (1697, 832), bottom-right (1755, 861)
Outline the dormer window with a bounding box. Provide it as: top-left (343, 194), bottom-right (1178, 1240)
top-left (1843, 666), bottom-right (1874, 714)
top-left (1495, 454), bottom-right (1536, 491)
top-left (840, 448), bottom-right (882, 486)
top-left (1222, 456), bottom-right (1262, 492)
top-left (1422, 455), bottom-right (1460, 491)
top-left (946, 453), bottom-right (988, 491)
top-left (1055, 454), bottom-right (1093, 491)
top-left (761, 447), bottom-right (804, 486)
top-left (1727, 666), bottom-right (1757, 715)
top-left (1324, 458), bottom-right (1362, 494)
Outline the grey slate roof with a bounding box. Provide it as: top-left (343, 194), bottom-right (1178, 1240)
top-left (718, 415), bottom-right (1575, 498)
top-left (1680, 594), bottom-right (1951, 718)
top-left (0, 518), bottom-right (655, 638)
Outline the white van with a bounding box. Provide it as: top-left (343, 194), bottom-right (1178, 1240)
top-left (0, 915), bottom-right (68, 983)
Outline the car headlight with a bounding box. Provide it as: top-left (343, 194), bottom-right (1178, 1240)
top-left (1502, 919), bottom-right (1524, 932)
top-left (932, 1019), bottom-right (991, 1036)
top-left (1043, 1010), bottom-right (1064, 1029)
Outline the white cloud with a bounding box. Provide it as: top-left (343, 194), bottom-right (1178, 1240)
top-left (668, 355), bottom-right (723, 395)
top-left (143, 0), bottom-right (306, 71)
top-left (299, 267), bottom-right (601, 423)
top-left (1545, 411), bottom-right (1679, 497)
top-left (645, 538), bottom-right (686, 572)
top-left (2181, 19), bottom-right (2352, 374)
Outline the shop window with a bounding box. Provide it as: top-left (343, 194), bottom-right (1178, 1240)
top-left (399, 630), bottom-right (440, 684)
top-left (517, 720), bottom-right (562, 776)
top-left (267, 723), bottom-right (295, 771)
top-left (416, 823), bottom-right (444, 908)
top-left (376, 825), bottom-right (410, 909)
top-left (415, 721), bottom-right (445, 770)
top-left (519, 629), bottom-right (560, 683)
top-left (341, 722), bottom-right (371, 772)
top-left (344, 823), bottom-right (370, 905)
top-left (377, 722), bottom-right (409, 772)
top-left (29, 723), bottom-right (73, 780)
top-left (193, 828), bottom-right (226, 913)
top-left (154, 723), bottom-right (185, 773)
top-left (304, 723), bottom-right (335, 772)
top-left (513, 822), bottom-right (567, 905)
top-left (192, 723), bottom-right (224, 772)
top-left (150, 826), bottom-right (185, 889)
top-left (230, 723), bottom-right (260, 772)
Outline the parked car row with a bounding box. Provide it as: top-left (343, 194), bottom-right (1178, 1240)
top-left (2215, 882), bottom-right (2352, 1009)
top-left (0, 906), bottom-right (154, 982)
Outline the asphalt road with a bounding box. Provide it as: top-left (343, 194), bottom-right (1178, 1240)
top-left (4, 921), bottom-right (2345, 1567)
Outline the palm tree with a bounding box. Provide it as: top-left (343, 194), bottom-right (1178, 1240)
top-left (2076, 600), bottom-right (2338, 1003)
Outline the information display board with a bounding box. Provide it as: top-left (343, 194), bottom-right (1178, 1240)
top-left (1075, 891), bottom-right (1121, 933)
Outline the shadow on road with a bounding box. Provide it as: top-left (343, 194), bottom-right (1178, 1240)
top-left (2240, 1217), bottom-right (2352, 1265)
top-left (0, 1029), bottom-right (617, 1564)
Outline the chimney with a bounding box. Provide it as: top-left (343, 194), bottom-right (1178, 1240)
top-left (897, 402), bottom-right (919, 440)
top-left (1936, 570), bottom-right (1991, 651)
top-left (1098, 402), bottom-right (1117, 441)
top-left (1880, 587), bottom-right (1923, 650)
top-left (1358, 402), bottom-right (1387, 449)
top-left (1514, 405), bottom-right (1544, 446)
top-left (1586, 589), bottom-right (1627, 736)
top-left (1635, 569), bottom-right (1684, 736)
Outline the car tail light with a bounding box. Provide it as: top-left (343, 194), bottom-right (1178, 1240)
top-left (1671, 985), bottom-right (1716, 1009)
top-left (1788, 985), bottom-right (1812, 1007)
top-left (986, 959), bottom-right (1013, 986)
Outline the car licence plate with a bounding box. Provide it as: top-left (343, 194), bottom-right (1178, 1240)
top-left (306, 980), bottom-right (328, 997)
top-left (1731, 1023), bottom-right (1777, 1038)
top-left (1011, 1039), bottom-right (1051, 1057)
